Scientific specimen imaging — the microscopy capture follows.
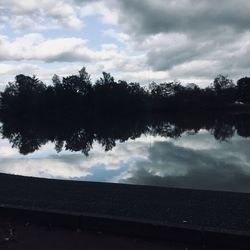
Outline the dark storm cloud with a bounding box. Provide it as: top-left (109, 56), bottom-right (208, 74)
top-left (113, 0), bottom-right (250, 36)
top-left (105, 0), bottom-right (250, 78)
top-left (45, 51), bottom-right (92, 63)
top-left (147, 43), bottom-right (205, 71)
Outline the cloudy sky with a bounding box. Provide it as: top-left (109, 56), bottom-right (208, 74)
top-left (1, 0), bottom-right (250, 88)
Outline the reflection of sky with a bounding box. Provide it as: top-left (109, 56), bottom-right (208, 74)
top-left (1, 131), bottom-right (250, 193)
top-left (0, 135), bottom-right (155, 179)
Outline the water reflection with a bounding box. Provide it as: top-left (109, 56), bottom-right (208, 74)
top-left (118, 133), bottom-right (250, 192)
top-left (2, 113), bottom-right (249, 156)
top-left (1, 113), bottom-right (250, 192)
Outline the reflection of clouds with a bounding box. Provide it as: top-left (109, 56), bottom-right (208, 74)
top-left (116, 132), bottom-right (250, 193)
top-left (0, 157), bottom-right (92, 179)
top-left (0, 138), bottom-right (20, 157)
top-left (172, 131), bottom-right (219, 150)
top-left (0, 135), bottom-right (159, 180)
top-left (2, 129), bottom-right (250, 193)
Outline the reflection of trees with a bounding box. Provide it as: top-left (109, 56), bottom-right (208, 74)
top-left (234, 114), bottom-right (250, 138)
top-left (1, 113), bottom-right (250, 156)
top-left (64, 129), bottom-right (94, 156)
top-left (0, 115), bottom-right (150, 156)
top-left (151, 122), bottom-right (184, 139)
top-left (0, 123), bottom-right (48, 155)
top-left (212, 122), bottom-right (235, 142)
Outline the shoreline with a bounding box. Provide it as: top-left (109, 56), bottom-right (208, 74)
top-left (0, 173), bottom-right (250, 248)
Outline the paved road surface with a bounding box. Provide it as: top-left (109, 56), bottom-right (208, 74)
top-left (0, 173), bottom-right (250, 248)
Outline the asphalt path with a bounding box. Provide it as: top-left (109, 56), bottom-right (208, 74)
top-left (0, 173), bottom-right (250, 248)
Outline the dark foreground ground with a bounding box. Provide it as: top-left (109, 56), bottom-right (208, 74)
top-left (0, 214), bottom-right (229, 250)
top-left (0, 173), bottom-right (250, 249)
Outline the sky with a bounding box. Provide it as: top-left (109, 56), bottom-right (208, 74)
top-left (1, 0), bottom-right (250, 88)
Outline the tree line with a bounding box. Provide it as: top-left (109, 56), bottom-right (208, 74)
top-left (1, 67), bottom-right (250, 118)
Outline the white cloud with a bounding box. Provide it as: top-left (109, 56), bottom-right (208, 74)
top-left (80, 1), bottom-right (118, 25)
top-left (0, 0), bottom-right (83, 30)
top-left (0, 63), bottom-right (39, 75)
top-left (103, 29), bottom-right (130, 44)
top-left (0, 33), bottom-right (145, 68)
top-left (0, 33), bottom-right (93, 62)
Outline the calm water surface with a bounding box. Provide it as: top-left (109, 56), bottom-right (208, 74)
top-left (1, 113), bottom-right (250, 193)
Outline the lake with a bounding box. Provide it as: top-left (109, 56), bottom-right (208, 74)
top-left (1, 112), bottom-right (250, 193)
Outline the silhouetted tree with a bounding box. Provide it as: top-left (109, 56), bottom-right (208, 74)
top-left (61, 67), bottom-right (92, 95)
top-left (213, 75), bottom-right (234, 91)
top-left (211, 74), bottom-right (236, 105)
top-left (237, 77), bottom-right (250, 103)
top-left (0, 74), bottom-right (47, 117)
